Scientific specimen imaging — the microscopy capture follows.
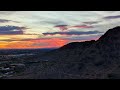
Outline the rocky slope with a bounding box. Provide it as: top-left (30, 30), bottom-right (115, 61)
top-left (76, 26), bottom-right (120, 79)
top-left (43, 40), bottom-right (96, 62)
top-left (6, 26), bottom-right (120, 79)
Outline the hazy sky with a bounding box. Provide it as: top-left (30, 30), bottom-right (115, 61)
top-left (0, 11), bottom-right (120, 49)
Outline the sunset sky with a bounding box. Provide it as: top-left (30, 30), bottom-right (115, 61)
top-left (0, 11), bottom-right (120, 49)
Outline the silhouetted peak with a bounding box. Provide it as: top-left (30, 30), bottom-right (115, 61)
top-left (98, 26), bottom-right (120, 41)
top-left (107, 26), bottom-right (120, 34)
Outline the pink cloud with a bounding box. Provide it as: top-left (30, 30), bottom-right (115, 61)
top-left (70, 25), bottom-right (93, 28)
top-left (54, 25), bottom-right (68, 31)
top-left (54, 25), bottom-right (94, 31)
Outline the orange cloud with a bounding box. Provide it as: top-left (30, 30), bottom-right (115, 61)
top-left (29, 38), bottom-right (69, 48)
top-left (0, 38), bottom-right (68, 49)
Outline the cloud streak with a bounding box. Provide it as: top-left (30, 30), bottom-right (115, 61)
top-left (54, 25), bottom-right (94, 31)
top-left (54, 25), bottom-right (68, 31)
top-left (0, 25), bottom-right (28, 35)
top-left (70, 25), bottom-right (94, 28)
top-left (0, 19), bottom-right (21, 23)
top-left (104, 15), bottom-right (120, 19)
top-left (43, 30), bottom-right (103, 36)
top-left (0, 19), bottom-right (12, 23)
top-left (83, 21), bottom-right (101, 25)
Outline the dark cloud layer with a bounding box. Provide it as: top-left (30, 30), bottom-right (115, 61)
top-left (0, 19), bottom-right (20, 23)
top-left (54, 25), bottom-right (68, 27)
top-left (43, 30), bottom-right (103, 36)
top-left (83, 21), bottom-right (101, 25)
top-left (104, 15), bottom-right (120, 19)
top-left (54, 25), bottom-right (68, 31)
top-left (0, 25), bottom-right (28, 35)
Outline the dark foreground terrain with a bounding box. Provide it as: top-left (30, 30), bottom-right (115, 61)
top-left (1, 26), bottom-right (120, 79)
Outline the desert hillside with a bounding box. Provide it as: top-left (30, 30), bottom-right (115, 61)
top-left (6, 26), bottom-right (120, 79)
